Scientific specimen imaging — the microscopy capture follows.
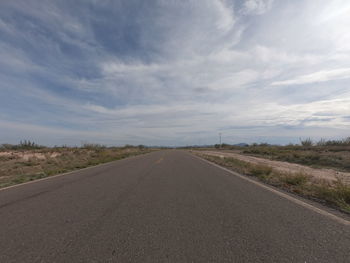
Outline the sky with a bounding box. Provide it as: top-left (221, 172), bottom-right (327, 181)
top-left (0, 0), bottom-right (350, 146)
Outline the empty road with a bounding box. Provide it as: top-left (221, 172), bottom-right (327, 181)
top-left (0, 150), bottom-right (349, 262)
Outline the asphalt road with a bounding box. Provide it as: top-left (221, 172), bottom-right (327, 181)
top-left (0, 150), bottom-right (349, 262)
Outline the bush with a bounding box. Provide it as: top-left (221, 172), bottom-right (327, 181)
top-left (250, 164), bottom-right (273, 177)
top-left (82, 143), bottom-right (106, 150)
top-left (1, 141), bottom-right (44, 150)
top-left (300, 138), bottom-right (313, 147)
top-left (314, 182), bottom-right (350, 211)
top-left (282, 173), bottom-right (308, 186)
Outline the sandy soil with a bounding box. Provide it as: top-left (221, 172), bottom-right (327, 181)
top-left (0, 151), bottom-right (61, 161)
top-left (197, 150), bottom-right (350, 184)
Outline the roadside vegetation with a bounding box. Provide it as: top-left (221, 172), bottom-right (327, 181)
top-left (195, 153), bottom-right (350, 213)
top-left (206, 137), bottom-right (350, 172)
top-left (0, 141), bottom-right (154, 188)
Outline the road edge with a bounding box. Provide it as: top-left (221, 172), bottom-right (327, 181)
top-left (191, 152), bottom-right (350, 226)
top-left (0, 151), bottom-right (154, 192)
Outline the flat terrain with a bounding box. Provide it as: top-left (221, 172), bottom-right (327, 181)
top-left (240, 143), bottom-right (350, 172)
top-left (0, 150), bottom-right (349, 262)
top-left (0, 146), bottom-right (150, 188)
top-left (197, 150), bottom-right (350, 184)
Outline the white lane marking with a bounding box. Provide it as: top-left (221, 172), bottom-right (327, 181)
top-left (192, 154), bottom-right (350, 226)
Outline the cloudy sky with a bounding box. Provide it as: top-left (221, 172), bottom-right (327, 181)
top-left (0, 0), bottom-right (349, 146)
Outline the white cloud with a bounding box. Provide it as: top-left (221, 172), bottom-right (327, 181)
top-left (272, 68), bottom-right (350, 86)
top-left (214, 0), bottom-right (235, 32)
top-left (1, 0), bottom-right (350, 145)
top-left (241, 0), bottom-right (274, 15)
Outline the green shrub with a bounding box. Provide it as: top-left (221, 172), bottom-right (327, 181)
top-left (250, 164), bottom-right (273, 178)
top-left (282, 173), bottom-right (308, 186)
top-left (314, 182), bottom-right (350, 211)
top-left (300, 138), bottom-right (313, 147)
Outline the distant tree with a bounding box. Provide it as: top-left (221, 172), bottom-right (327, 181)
top-left (17, 140), bottom-right (44, 149)
top-left (300, 138), bottom-right (313, 147)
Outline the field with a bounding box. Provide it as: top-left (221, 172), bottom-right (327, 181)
top-left (0, 143), bottom-right (154, 188)
top-left (241, 145), bottom-right (350, 172)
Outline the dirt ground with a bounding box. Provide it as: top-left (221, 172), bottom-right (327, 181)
top-left (197, 150), bottom-right (350, 185)
top-left (0, 151), bottom-right (61, 161)
top-left (0, 147), bottom-right (151, 188)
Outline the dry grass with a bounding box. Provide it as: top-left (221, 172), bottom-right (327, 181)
top-left (196, 153), bottom-right (350, 213)
top-left (240, 144), bottom-right (350, 172)
top-left (0, 146), bottom-right (154, 188)
top-left (204, 138), bottom-right (350, 172)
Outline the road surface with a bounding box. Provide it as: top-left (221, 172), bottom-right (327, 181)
top-left (0, 150), bottom-right (349, 262)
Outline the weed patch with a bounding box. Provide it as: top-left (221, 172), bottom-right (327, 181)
top-left (197, 153), bottom-right (350, 213)
top-left (0, 147), bottom-right (156, 189)
top-left (282, 173), bottom-right (308, 186)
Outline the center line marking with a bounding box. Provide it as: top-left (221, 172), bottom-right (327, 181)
top-left (155, 157), bottom-right (163, 164)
